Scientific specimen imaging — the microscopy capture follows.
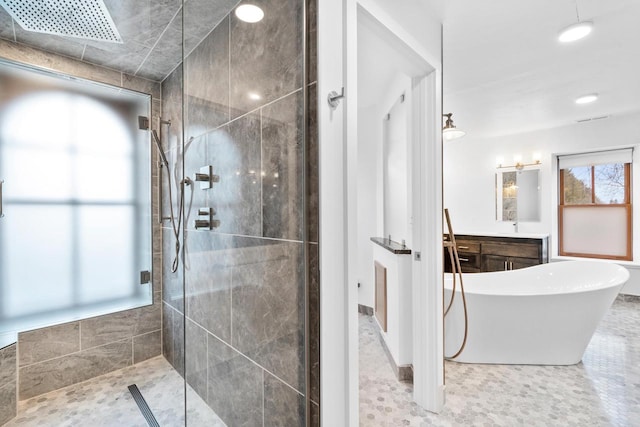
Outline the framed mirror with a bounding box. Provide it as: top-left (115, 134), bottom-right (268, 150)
top-left (496, 168), bottom-right (541, 222)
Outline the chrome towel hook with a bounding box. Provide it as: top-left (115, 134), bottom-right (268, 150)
top-left (327, 87), bottom-right (345, 109)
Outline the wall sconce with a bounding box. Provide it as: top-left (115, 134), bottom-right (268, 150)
top-left (443, 113), bottom-right (466, 140)
top-left (496, 152), bottom-right (542, 170)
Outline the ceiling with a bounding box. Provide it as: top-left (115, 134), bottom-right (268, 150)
top-left (443, 0), bottom-right (640, 138)
top-left (0, 0), bottom-right (239, 82)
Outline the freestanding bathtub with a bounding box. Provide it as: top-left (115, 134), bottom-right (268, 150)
top-left (444, 261), bottom-right (629, 365)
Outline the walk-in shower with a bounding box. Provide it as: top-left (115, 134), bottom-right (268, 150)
top-left (0, 0), bottom-right (319, 424)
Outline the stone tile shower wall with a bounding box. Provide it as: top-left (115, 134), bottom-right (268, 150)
top-left (0, 343), bottom-right (17, 425)
top-left (0, 40), bottom-right (163, 401)
top-left (161, 0), bottom-right (319, 424)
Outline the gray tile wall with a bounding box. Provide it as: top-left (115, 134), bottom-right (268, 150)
top-left (0, 40), bottom-right (164, 401)
top-left (0, 343), bottom-right (17, 425)
top-left (16, 293), bottom-right (163, 400)
top-left (160, 0), bottom-right (319, 425)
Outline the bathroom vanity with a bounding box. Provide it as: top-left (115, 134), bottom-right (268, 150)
top-left (444, 233), bottom-right (549, 273)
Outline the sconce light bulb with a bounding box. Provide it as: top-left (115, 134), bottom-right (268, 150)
top-left (533, 152), bottom-right (542, 163)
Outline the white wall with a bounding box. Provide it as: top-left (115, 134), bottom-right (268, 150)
top-left (372, 245), bottom-right (413, 366)
top-left (357, 72), bottom-right (412, 309)
top-left (444, 111), bottom-right (640, 294)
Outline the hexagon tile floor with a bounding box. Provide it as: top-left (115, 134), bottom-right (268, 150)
top-left (359, 295), bottom-right (640, 426)
top-left (5, 356), bottom-right (224, 427)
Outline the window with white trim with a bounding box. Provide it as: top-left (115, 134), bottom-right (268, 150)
top-left (558, 149), bottom-right (633, 261)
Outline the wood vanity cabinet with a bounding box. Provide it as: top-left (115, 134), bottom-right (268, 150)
top-left (444, 234), bottom-right (548, 273)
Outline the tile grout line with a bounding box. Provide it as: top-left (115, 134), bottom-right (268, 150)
top-left (134, 5), bottom-right (182, 77)
top-left (187, 87), bottom-right (304, 142)
top-left (187, 315), bottom-right (305, 398)
top-left (18, 337), bottom-right (132, 369)
top-left (260, 107), bottom-right (264, 238)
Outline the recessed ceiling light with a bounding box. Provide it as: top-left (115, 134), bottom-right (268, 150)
top-left (248, 92), bottom-right (262, 101)
top-left (558, 21), bottom-right (593, 43)
top-left (235, 4), bottom-right (264, 23)
top-left (575, 93), bottom-right (598, 104)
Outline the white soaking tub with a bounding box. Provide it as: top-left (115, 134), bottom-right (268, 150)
top-left (444, 261), bottom-right (629, 365)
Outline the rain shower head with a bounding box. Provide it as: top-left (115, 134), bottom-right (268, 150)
top-left (0, 0), bottom-right (123, 43)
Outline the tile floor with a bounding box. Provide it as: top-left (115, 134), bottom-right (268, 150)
top-left (3, 297), bottom-right (638, 426)
top-left (5, 356), bottom-right (224, 427)
top-left (359, 296), bottom-right (640, 426)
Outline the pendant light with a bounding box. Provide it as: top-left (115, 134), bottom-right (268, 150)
top-left (443, 113), bottom-right (465, 141)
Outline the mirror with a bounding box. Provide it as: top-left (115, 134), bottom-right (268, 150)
top-left (496, 169), bottom-right (541, 222)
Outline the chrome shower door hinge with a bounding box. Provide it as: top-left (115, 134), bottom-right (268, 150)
top-left (140, 270), bottom-right (151, 284)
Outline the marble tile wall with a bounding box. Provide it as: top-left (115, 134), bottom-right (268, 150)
top-left (0, 343), bottom-right (17, 425)
top-left (17, 293), bottom-right (162, 400)
top-left (160, 0), bottom-right (319, 424)
top-left (0, 40), bottom-right (164, 401)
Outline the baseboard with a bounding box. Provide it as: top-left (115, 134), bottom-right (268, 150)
top-left (618, 294), bottom-right (640, 303)
top-left (376, 329), bottom-right (413, 383)
top-left (358, 304), bottom-right (374, 316)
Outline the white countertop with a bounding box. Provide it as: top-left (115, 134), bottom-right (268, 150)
top-left (454, 231), bottom-right (550, 239)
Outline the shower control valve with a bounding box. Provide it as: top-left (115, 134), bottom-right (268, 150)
top-left (194, 207), bottom-right (220, 230)
top-left (195, 165), bottom-right (220, 189)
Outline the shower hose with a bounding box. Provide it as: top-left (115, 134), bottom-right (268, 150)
top-left (443, 209), bottom-right (469, 360)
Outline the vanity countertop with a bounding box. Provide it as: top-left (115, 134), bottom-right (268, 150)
top-left (370, 237), bottom-right (412, 254)
top-left (453, 231), bottom-right (549, 240)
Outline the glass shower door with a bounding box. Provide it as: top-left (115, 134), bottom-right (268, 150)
top-left (179, 0), bottom-right (319, 425)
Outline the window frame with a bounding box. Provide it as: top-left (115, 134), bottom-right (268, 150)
top-left (558, 162), bottom-right (632, 261)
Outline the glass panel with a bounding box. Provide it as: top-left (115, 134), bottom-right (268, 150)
top-left (77, 206), bottom-right (135, 304)
top-left (562, 206), bottom-right (628, 257)
top-left (563, 166), bottom-right (592, 204)
top-left (182, 0), bottom-right (312, 424)
top-left (0, 59), bottom-right (151, 337)
top-left (2, 205), bottom-right (74, 318)
top-left (383, 95), bottom-right (409, 242)
top-left (75, 153), bottom-right (133, 202)
top-left (1, 146), bottom-right (73, 201)
top-left (594, 163), bottom-right (626, 204)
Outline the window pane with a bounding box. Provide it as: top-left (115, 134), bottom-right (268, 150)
top-left (562, 206), bottom-right (628, 257)
top-left (563, 167), bottom-right (592, 204)
top-left (1, 146), bottom-right (73, 201)
top-left (77, 206), bottom-right (135, 304)
top-left (75, 153), bottom-right (133, 201)
top-left (2, 205), bottom-right (74, 317)
top-left (594, 163), bottom-right (625, 204)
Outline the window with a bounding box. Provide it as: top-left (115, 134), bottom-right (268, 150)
top-left (0, 60), bottom-right (151, 331)
top-left (558, 149), bottom-right (632, 260)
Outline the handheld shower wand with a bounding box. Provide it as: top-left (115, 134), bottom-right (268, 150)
top-left (138, 115), bottom-right (189, 273)
top-left (138, 115), bottom-right (170, 168)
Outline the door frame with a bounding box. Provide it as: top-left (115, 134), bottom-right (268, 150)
top-left (318, 0), bottom-right (444, 424)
